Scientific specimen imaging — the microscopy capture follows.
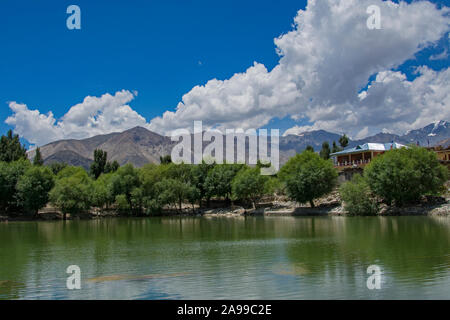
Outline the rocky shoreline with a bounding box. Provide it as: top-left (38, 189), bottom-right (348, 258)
top-left (1, 193), bottom-right (449, 222)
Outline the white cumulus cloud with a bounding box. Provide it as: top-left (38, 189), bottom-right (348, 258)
top-left (149, 0), bottom-right (450, 138)
top-left (5, 90), bottom-right (149, 146)
top-left (5, 0), bottom-right (450, 144)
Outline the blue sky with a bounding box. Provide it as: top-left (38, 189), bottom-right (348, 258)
top-left (0, 0), bottom-right (304, 136)
top-left (1, 0), bottom-right (449, 146)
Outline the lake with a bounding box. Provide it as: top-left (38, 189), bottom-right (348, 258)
top-left (0, 216), bottom-right (449, 299)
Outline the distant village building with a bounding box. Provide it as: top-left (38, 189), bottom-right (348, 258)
top-left (331, 142), bottom-right (407, 169)
top-left (330, 142), bottom-right (407, 182)
top-left (427, 145), bottom-right (450, 170)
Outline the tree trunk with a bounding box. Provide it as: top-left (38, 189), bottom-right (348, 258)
top-left (309, 200), bottom-right (315, 208)
top-left (63, 212), bottom-right (67, 220)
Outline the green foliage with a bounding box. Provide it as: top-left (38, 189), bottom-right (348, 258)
top-left (264, 177), bottom-right (283, 196)
top-left (90, 149), bottom-right (108, 179)
top-left (340, 174), bottom-right (378, 216)
top-left (91, 173), bottom-right (115, 209)
top-left (154, 178), bottom-right (186, 211)
top-left (190, 162), bottom-right (215, 207)
top-left (204, 163), bottom-right (244, 201)
top-left (0, 130), bottom-right (27, 162)
top-left (56, 166), bottom-right (88, 180)
top-left (48, 162), bottom-right (67, 175)
top-left (305, 145), bottom-right (314, 152)
top-left (165, 162), bottom-right (193, 183)
top-left (0, 159), bottom-right (31, 213)
top-left (332, 141), bottom-right (342, 154)
top-left (365, 146), bottom-right (448, 206)
top-left (320, 142), bottom-right (331, 160)
top-left (159, 155), bottom-right (172, 164)
top-left (115, 194), bottom-right (130, 211)
top-left (110, 164), bottom-right (141, 213)
top-left (339, 134), bottom-right (349, 148)
top-left (33, 147), bottom-right (44, 166)
top-left (49, 167), bottom-right (92, 218)
top-left (104, 160), bottom-right (119, 174)
top-left (231, 167), bottom-right (269, 208)
top-left (16, 166), bottom-right (54, 215)
top-left (279, 151), bottom-right (338, 207)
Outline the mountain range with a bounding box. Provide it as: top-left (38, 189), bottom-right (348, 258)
top-left (28, 120), bottom-right (450, 169)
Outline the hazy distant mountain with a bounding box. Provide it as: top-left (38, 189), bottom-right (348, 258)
top-left (402, 120), bottom-right (450, 146)
top-left (28, 121), bottom-right (449, 169)
top-left (436, 138), bottom-right (450, 149)
top-left (350, 120), bottom-right (450, 147)
top-left (280, 130), bottom-right (342, 152)
top-left (29, 127), bottom-right (176, 169)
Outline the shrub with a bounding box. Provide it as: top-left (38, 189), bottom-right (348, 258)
top-left (232, 167), bottom-right (268, 208)
top-left (50, 167), bottom-right (92, 219)
top-left (279, 150), bottom-right (338, 207)
top-left (340, 174), bottom-right (379, 216)
top-left (204, 163), bottom-right (244, 202)
top-left (365, 147), bottom-right (448, 206)
top-left (109, 164), bottom-right (141, 213)
top-left (0, 159), bottom-right (31, 213)
top-left (16, 166), bottom-right (54, 216)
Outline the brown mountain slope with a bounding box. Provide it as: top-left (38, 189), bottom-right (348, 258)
top-left (27, 122), bottom-right (450, 169)
top-left (29, 127), bottom-right (175, 168)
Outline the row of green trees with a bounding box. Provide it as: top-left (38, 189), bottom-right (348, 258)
top-left (340, 146), bottom-right (448, 215)
top-left (0, 129), bottom-right (447, 218)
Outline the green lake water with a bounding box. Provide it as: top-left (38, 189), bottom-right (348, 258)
top-left (0, 216), bottom-right (449, 300)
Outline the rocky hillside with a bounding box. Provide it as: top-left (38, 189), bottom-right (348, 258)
top-left (28, 121), bottom-right (450, 169)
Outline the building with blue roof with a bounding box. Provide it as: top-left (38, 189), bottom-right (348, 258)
top-left (330, 142), bottom-right (407, 169)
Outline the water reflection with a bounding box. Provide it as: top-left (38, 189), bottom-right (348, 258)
top-left (0, 216), bottom-right (449, 299)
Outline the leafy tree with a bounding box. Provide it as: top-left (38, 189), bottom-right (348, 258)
top-left (232, 167), bottom-right (269, 209)
top-left (91, 173), bottom-right (115, 209)
top-left (264, 177), bottom-right (283, 196)
top-left (0, 130), bottom-right (27, 162)
top-left (110, 164), bottom-right (141, 213)
top-left (205, 164), bottom-right (244, 204)
top-left (160, 155), bottom-right (172, 164)
top-left (279, 150), bottom-right (338, 207)
top-left (140, 163), bottom-right (169, 199)
top-left (56, 166), bottom-right (88, 179)
top-left (115, 194), bottom-right (130, 212)
top-left (104, 160), bottom-right (120, 174)
top-left (190, 162), bottom-right (215, 207)
top-left (48, 162), bottom-right (68, 175)
top-left (165, 162), bottom-right (193, 183)
top-left (340, 174), bottom-right (378, 216)
top-left (49, 167), bottom-right (92, 219)
top-left (0, 159), bottom-right (31, 213)
top-left (185, 183), bottom-right (201, 213)
top-left (305, 145), bottom-right (314, 152)
top-left (320, 142), bottom-right (331, 160)
top-left (130, 187), bottom-right (144, 214)
top-left (365, 147), bottom-right (448, 206)
top-left (332, 141), bottom-right (342, 154)
top-left (90, 149), bottom-right (108, 179)
top-left (33, 147), bottom-right (44, 166)
top-left (16, 166), bottom-right (54, 216)
top-left (339, 134), bottom-right (349, 148)
top-left (154, 178), bottom-right (188, 211)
